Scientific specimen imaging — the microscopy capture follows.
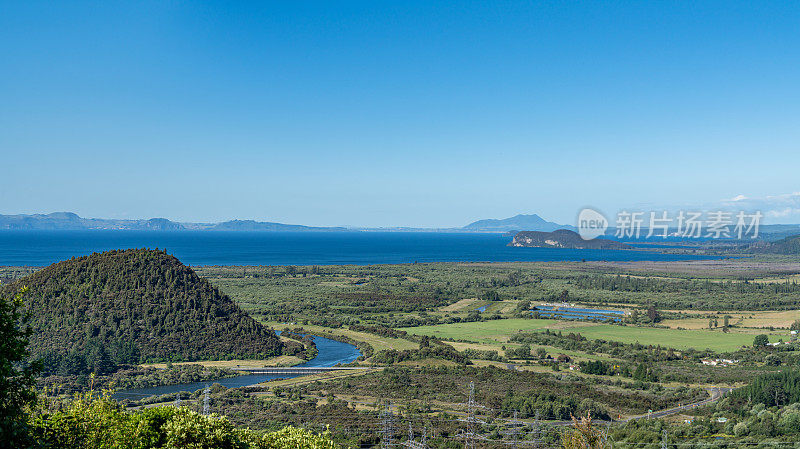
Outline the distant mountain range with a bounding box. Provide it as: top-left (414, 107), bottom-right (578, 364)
top-left (0, 212), bottom-right (346, 232)
top-left (463, 214), bottom-right (573, 232)
top-left (0, 211), bottom-right (570, 232)
top-left (3, 212), bottom-right (798, 240)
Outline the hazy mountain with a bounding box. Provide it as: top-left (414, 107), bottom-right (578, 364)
top-left (0, 212), bottom-right (86, 230)
top-left (0, 212), bottom-right (343, 232)
top-left (210, 220), bottom-right (346, 232)
top-left (463, 214), bottom-right (573, 232)
top-left (0, 212), bottom-right (185, 231)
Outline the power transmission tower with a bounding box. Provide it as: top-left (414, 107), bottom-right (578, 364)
top-left (402, 422), bottom-right (427, 449)
top-left (531, 410), bottom-right (541, 449)
top-left (381, 404), bottom-right (395, 449)
top-left (600, 421), bottom-right (612, 448)
top-left (661, 429), bottom-right (668, 449)
top-left (203, 385), bottom-right (210, 416)
top-left (175, 392), bottom-right (181, 407)
top-left (502, 410), bottom-right (521, 449)
top-left (457, 382), bottom-right (486, 449)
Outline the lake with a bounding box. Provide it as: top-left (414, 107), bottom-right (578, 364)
top-left (0, 231), bottom-right (717, 266)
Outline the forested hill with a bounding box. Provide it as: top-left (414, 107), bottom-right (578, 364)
top-left (751, 234), bottom-right (800, 255)
top-left (510, 229), bottom-right (632, 249)
top-left (5, 249), bottom-right (294, 369)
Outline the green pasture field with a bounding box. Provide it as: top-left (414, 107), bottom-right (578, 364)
top-left (402, 318), bottom-right (781, 352)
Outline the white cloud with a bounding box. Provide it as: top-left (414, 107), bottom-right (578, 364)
top-left (718, 192), bottom-right (800, 223)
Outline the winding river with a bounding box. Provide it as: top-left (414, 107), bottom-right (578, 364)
top-left (115, 335), bottom-right (361, 400)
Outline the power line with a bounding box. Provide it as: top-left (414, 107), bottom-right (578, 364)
top-left (457, 382), bottom-right (487, 449)
top-left (381, 403), bottom-right (395, 449)
top-left (203, 384), bottom-right (210, 416)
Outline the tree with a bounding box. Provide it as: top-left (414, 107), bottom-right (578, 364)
top-left (646, 304), bottom-right (661, 323)
top-left (753, 334), bottom-right (770, 347)
top-left (560, 413), bottom-right (610, 449)
top-left (483, 290), bottom-right (500, 301)
top-left (0, 287), bottom-right (38, 442)
top-left (633, 363), bottom-right (658, 382)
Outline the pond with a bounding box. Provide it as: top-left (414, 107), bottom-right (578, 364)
top-left (531, 306), bottom-right (626, 322)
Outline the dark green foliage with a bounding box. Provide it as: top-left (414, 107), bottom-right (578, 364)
top-left (506, 343), bottom-right (533, 359)
top-left (348, 324), bottom-right (413, 341)
top-left (38, 364), bottom-right (239, 395)
top-left (510, 330), bottom-right (685, 364)
top-left (580, 360), bottom-right (610, 376)
top-left (753, 334), bottom-right (770, 347)
top-left (369, 340), bottom-right (470, 365)
top-left (26, 393), bottom-right (342, 449)
top-left (632, 363), bottom-right (659, 382)
top-left (4, 249), bottom-right (291, 369)
top-left (0, 287), bottom-right (38, 445)
top-left (752, 234), bottom-right (800, 255)
top-left (728, 370), bottom-right (800, 407)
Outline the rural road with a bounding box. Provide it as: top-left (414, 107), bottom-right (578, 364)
top-left (550, 386), bottom-right (733, 427)
top-left (622, 386), bottom-right (733, 421)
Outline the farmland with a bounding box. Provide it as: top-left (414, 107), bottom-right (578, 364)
top-left (404, 319), bottom-right (780, 352)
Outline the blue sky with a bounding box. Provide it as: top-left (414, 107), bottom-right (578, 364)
top-left (2, 1), bottom-right (799, 227)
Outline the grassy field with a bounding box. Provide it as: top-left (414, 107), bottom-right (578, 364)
top-left (403, 318), bottom-right (554, 343)
top-left (403, 318), bottom-right (781, 352)
top-left (662, 309), bottom-right (800, 330)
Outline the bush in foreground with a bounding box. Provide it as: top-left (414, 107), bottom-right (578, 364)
top-left (25, 392), bottom-right (341, 449)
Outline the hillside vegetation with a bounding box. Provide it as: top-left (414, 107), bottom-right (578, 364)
top-left (753, 234), bottom-right (800, 255)
top-left (25, 393), bottom-right (341, 449)
top-left (4, 249), bottom-right (294, 372)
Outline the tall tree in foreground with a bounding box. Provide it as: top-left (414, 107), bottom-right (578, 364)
top-left (0, 287), bottom-right (37, 443)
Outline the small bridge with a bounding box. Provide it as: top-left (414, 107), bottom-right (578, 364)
top-left (236, 367), bottom-right (372, 375)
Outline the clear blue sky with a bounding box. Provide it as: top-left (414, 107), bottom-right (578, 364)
top-left (2, 1), bottom-right (799, 227)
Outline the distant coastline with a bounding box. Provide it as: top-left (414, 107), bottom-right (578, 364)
top-left (0, 212), bottom-right (567, 233)
top-left (2, 213), bottom-right (799, 243)
top-left (0, 230), bottom-right (719, 267)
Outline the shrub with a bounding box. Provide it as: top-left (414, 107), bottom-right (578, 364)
top-left (26, 393), bottom-right (341, 449)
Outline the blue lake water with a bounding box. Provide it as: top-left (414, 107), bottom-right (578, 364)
top-left (532, 306), bottom-right (625, 322)
top-left (0, 231), bottom-right (717, 266)
top-left (114, 334), bottom-right (361, 400)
